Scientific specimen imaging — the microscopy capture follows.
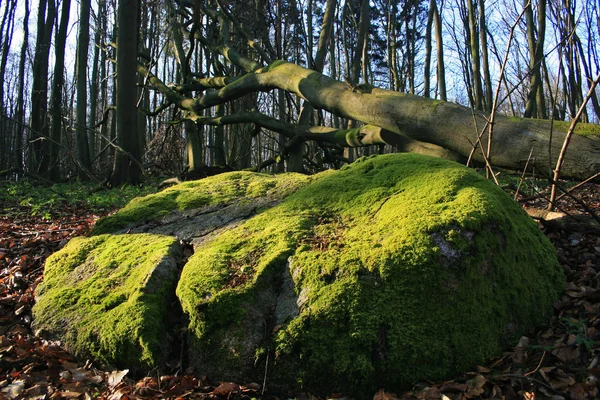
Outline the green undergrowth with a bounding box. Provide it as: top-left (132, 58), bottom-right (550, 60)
top-left (32, 234), bottom-right (181, 370)
top-left (92, 171), bottom-right (310, 234)
top-left (177, 153), bottom-right (564, 395)
top-left (0, 180), bottom-right (157, 219)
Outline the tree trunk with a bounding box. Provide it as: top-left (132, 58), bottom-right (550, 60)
top-left (111, 0), bottom-right (142, 186)
top-left (0, 0), bottom-right (16, 115)
top-left (387, 0), bottom-right (400, 91)
top-left (423, 0), bottom-right (434, 98)
top-left (523, 0), bottom-right (547, 119)
top-left (433, 1), bottom-right (446, 100)
top-left (467, 0), bottom-right (484, 111)
top-left (14, 0), bottom-right (29, 173)
top-left (30, 0), bottom-right (55, 173)
top-left (479, 0), bottom-right (492, 111)
top-left (48, 0), bottom-right (72, 181)
top-left (182, 61), bottom-right (599, 180)
top-left (76, 0), bottom-right (92, 178)
top-left (0, 0), bottom-right (16, 172)
top-left (88, 0), bottom-right (104, 161)
top-left (185, 120), bottom-right (203, 172)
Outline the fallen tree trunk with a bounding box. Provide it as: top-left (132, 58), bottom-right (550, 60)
top-left (139, 55), bottom-right (599, 179)
top-left (184, 61), bottom-right (599, 180)
top-left (526, 208), bottom-right (600, 235)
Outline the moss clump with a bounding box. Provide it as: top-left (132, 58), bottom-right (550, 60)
top-left (505, 116), bottom-right (600, 137)
top-left (92, 171), bottom-right (310, 234)
top-left (177, 153), bottom-right (564, 396)
top-left (32, 234), bottom-right (181, 371)
top-left (551, 120), bottom-right (600, 136)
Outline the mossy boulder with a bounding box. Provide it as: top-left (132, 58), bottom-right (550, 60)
top-left (32, 234), bottom-right (181, 371)
top-left (32, 171), bottom-right (313, 372)
top-left (177, 154), bottom-right (564, 395)
top-left (33, 154), bottom-right (564, 397)
top-left (92, 171), bottom-right (311, 238)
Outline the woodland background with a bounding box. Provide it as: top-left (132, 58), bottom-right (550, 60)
top-left (0, 0), bottom-right (598, 185)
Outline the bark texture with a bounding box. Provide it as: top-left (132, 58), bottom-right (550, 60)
top-left (111, 0), bottom-right (142, 185)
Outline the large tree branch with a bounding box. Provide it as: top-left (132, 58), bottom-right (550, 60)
top-left (185, 61), bottom-right (600, 180)
top-left (113, 31), bottom-right (599, 180)
top-left (186, 110), bottom-right (459, 160)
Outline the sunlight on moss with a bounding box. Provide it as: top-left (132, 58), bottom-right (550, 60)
top-left (32, 234), bottom-right (180, 370)
top-left (92, 171), bottom-right (310, 234)
top-left (176, 153), bottom-right (564, 394)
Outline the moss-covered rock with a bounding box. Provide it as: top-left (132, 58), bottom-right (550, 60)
top-left (32, 234), bottom-right (181, 371)
top-left (177, 153), bottom-right (564, 396)
top-left (33, 154), bottom-right (564, 396)
top-left (92, 171), bottom-right (311, 237)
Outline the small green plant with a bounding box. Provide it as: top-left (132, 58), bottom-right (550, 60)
top-left (561, 318), bottom-right (596, 351)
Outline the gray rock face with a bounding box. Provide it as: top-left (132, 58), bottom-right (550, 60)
top-left (116, 198), bottom-right (280, 242)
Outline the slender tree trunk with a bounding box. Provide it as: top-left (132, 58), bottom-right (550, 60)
top-left (48, 0), bottom-right (72, 181)
top-left (386, 0), bottom-right (399, 91)
top-left (185, 120), bottom-right (203, 172)
top-left (524, 0), bottom-right (547, 118)
top-left (479, 0), bottom-right (492, 111)
top-left (350, 0), bottom-right (370, 85)
top-left (111, 0), bottom-right (142, 185)
top-left (76, 0), bottom-right (92, 178)
top-left (467, 0), bottom-right (484, 110)
top-left (307, 0), bottom-right (313, 68)
top-left (214, 103), bottom-right (226, 166)
top-left (434, 1), bottom-right (446, 100)
top-left (408, 8), bottom-right (417, 94)
top-left (14, 0), bottom-right (30, 173)
top-left (0, 0), bottom-right (16, 114)
top-left (88, 0), bottom-right (105, 161)
top-left (424, 0), bottom-right (435, 98)
top-left (0, 0), bottom-right (16, 171)
top-left (30, 0), bottom-right (56, 173)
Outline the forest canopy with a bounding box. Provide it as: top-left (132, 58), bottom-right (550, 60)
top-left (0, 0), bottom-right (599, 185)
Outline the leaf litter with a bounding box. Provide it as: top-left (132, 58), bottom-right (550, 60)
top-left (0, 182), bottom-right (598, 399)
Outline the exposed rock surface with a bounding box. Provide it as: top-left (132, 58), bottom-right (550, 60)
top-left (32, 154), bottom-right (565, 396)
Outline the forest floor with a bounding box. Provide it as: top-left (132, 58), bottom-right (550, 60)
top-left (0, 179), bottom-right (599, 400)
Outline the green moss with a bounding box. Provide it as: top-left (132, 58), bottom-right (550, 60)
top-left (551, 120), bottom-right (600, 136)
top-left (177, 153), bottom-right (564, 396)
top-left (32, 234), bottom-right (180, 370)
top-left (261, 59), bottom-right (288, 72)
top-left (92, 171), bottom-right (310, 234)
top-left (504, 116), bottom-right (600, 136)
